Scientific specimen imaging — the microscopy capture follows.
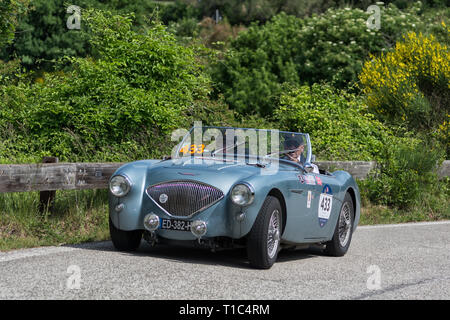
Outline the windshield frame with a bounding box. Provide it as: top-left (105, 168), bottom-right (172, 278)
top-left (174, 126), bottom-right (312, 165)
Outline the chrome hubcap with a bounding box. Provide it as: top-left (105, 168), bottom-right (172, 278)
top-left (338, 203), bottom-right (352, 247)
top-left (267, 209), bottom-right (281, 259)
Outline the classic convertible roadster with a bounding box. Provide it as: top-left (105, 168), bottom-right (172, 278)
top-left (109, 126), bottom-right (360, 269)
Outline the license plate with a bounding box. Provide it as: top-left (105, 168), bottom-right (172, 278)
top-left (160, 218), bottom-right (192, 232)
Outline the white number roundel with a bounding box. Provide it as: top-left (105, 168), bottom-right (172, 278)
top-left (318, 193), bottom-right (333, 220)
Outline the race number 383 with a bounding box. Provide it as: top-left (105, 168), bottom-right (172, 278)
top-left (318, 193), bottom-right (333, 220)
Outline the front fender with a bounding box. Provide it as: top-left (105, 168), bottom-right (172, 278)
top-left (109, 160), bottom-right (161, 230)
top-left (233, 175), bottom-right (290, 239)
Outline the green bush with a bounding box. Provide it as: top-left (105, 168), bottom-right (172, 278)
top-left (274, 83), bottom-right (448, 214)
top-left (212, 13), bottom-right (303, 116)
top-left (360, 137), bottom-right (447, 212)
top-left (359, 31), bottom-right (450, 156)
top-left (1, 0), bottom-right (95, 70)
top-left (275, 83), bottom-right (389, 161)
top-left (0, 10), bottom-right (211, 163)
top-left (0, 0), bottom-right (29, 49)
top-left (0, 0), bottom-right (199, 71)
top-left (193, 0), bottom-right (443, 25)
top-left (212, 3), bottom-right (447, 116)
top-left (158, 0), bottom-right (202, 25)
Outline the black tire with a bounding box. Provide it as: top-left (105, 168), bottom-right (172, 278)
top-left (109, 216), bottom-right (142, 251)
top-left (324, 192), bottom-right (354, 257)
top-left (247, 196), bottom-right (283, 269)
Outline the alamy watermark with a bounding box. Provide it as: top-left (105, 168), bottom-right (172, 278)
top-left (366, 3), bottom-right (382, 31)
top-left (366, 265), bottom-right (382, 290)
top-left (66, 265), bottom-right (81, 290)
top-left (67, 5), bottom-right (81, 30)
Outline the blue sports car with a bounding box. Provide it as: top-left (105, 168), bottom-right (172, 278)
top-left (108, 126), bottom-right (361, 269)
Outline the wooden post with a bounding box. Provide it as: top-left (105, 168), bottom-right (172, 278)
top-left (39, 157), bottom-right (59, 214)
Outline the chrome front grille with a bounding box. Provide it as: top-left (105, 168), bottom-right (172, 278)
top-left (146, 180), bottom-right (224, 217)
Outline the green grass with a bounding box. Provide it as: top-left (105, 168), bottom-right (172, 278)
top-left (358, 177), bottom-right (450, 225)
top-left (0, 189), bottom-right (110, 251)
top-left (359, 204), bottom-right (449, 225)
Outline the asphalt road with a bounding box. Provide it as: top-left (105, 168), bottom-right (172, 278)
top-left (1, 221), bottom-right (449, 300)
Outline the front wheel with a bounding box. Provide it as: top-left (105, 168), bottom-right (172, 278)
top-left (247, 196), bottom-right (283, 269)
top-left (324, 192), bottom-right (354, 256)
top-left (109, 217), bottom-right (142, 251)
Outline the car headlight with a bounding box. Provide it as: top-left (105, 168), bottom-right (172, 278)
top-left (109, 175), bottom-right (131, 197)
top-left (231, 183), bottom-right (255, 206)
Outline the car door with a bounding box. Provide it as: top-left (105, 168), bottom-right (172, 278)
top-left (281, 168), bottom-right (318, 243)
top-left (305, 172), bottom-right (342, 239)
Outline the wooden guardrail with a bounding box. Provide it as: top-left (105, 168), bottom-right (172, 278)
top-left (0, 160), bottom-right (373, 194)
top-left (1, 159), bottom-right (448, 212)
top-left (315, 161), bottom-right (377, 180)
top-left (0, 161), bottom-right (124, 193)
top-left (0, 159), bottom-right (125, 212)
top-left (1, 159), bottom-right (449, 194)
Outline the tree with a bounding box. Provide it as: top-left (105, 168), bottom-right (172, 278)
top-left (1, 0), bottom-right (99, 70)
top-left (212, 2), bottom-right (446, 116)
top-left (0, 0), bottom-right (194, 71)
top-left (275, 83), bottom-right (389, 161)
top-left (359, 31), bottom-right (450, 155)
top-left (0, 0), bottom-right (29, 48)
top-left (0, 10), bottom-right (212, 162)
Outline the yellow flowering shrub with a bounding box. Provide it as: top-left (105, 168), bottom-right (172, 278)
top-left (359, 31), bottom-right (449, 154)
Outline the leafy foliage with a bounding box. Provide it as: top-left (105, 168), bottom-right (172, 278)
top-left (0, 0), bottom-right (198, 71)
top-left (0, 10), bottom-right (211, 162)
top-left (212, 3), bottom-right (447, 116)
top-left (360, 138), bottom-right (447, 211)
top-left (168, 17), bottom-right (246, 50)
top-left (275, 84), bottom-right (389, 161)
top-left (0, 0), bottom-right (29, 48)
top-left (359, 31), bottom-right (450, 155)
top-left (193, 0), bottom-right (448, 25)
top-left (1, 0), bottom-right (92, 70)
top-left (213, 13), bottom-right (303, 116)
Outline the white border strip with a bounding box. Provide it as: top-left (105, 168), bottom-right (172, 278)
top-left (359, 220), bottom-right (450, 230)
top-left (0, 241), bottom-right (111, 263)
top-left (0, 246), bottom-right (76, 263)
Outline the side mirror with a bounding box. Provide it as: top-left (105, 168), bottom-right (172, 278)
top-left (304, 162), bottom-right (314, 173)
top-left (311, 154), bottom-right (316, 163)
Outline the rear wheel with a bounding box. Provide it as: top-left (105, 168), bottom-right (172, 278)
top-left (247, 196), bottom-right (282, 269)
top-left (324, 192), bottom-right (354, 256)
top-left (109, 217), bottom-right (142, 251)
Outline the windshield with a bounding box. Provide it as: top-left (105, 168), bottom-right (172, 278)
top-left (174, 126), bottom-right (311, 165)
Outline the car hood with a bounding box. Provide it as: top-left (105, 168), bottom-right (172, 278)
top-left (146, 158), bottom-right (262, 192)
top-left (115, 157), bottom-right (297, 194)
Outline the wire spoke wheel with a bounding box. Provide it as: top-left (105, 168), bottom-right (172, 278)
top-left (247, 196), bottom-right (282, 269)
top-left (325, 192), bottom-right (354, 257)
top-left (338, 203), bottom-right (352, 247)
top-left (267, 209), bottom-right (281, 259)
